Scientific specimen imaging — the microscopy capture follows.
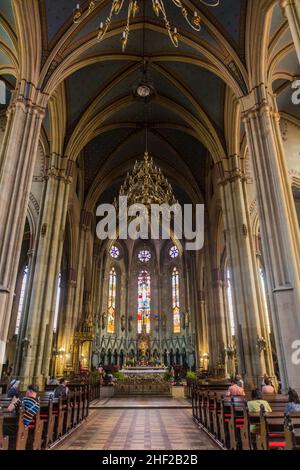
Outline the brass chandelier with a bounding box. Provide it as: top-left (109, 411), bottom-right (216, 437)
top-left (116, 151), bottom-right (177, 208)
top-left (73, 0), bottom-right (220, 52)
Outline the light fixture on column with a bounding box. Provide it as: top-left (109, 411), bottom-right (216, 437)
top-left (73, 0), bottom-right (220, 51)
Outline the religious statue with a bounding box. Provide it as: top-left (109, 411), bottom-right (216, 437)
top-left (128, 315), bottom-right (133, 333)
top-left (163, 349), bottom-right (168, 367)
top-left (185, 311), bottom-right (190, 329)
top-left (162, 314), bottom-right (166, 332)
top-left (121, 315), bottom-right (126, 332)
top-left (101, 312), bottom-right (107, 330)
top-left (137, 324), bottom-right (150, 363)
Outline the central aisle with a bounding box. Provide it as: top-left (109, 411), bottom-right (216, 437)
top-left (55, 405), bottom-right (219, 451)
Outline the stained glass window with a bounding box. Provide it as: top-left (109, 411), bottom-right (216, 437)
top-left (170, 246), bottom-right (179, 259)
top-left (138, 270), bottom-right (151, 333)
top-left (172, 267), bottom-right (180, 334)
top-left (15, 266), bottom-right (28, 335)
top-left (53, 273), bottom-right (61, 333)
top-left (110, 245), bottom-right (120, 259)
top-left (107, 267), bottom-right (117, 333)
top-left (138, 249), bottom-right (151, 263)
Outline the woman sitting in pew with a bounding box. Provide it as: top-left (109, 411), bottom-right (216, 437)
top-left (226, 379), bottom-right (246, 397)
top-left (247, 389), bottom-right (272, 449)
top-left (261, 378), bottom-right (275, 395)
top-left (285, 388), bottom-right (300, 414)
top-left (247, 389), bottom-right (272, 414)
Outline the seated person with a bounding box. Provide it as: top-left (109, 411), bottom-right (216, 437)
top-left (235, 374), bottom-right (244, 389)
top-left (48, 376), bottom-right (59, 385)
top-left (247, 389), bottom-right (272, 445)
top-left (6, 379), bottom-right (20, 398)
top-left (226, 379), bottom-right (245, 397)
top-left (285, 388), bottom-right (300, 414)
top-left (54, 378), bottom-right (69, 398)
top-left (8, 384), bottom-right (40, 427)
top-left (261, 378), bottom-right (275, 395)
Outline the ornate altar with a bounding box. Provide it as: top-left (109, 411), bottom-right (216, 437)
top-left (137, 326), bottom-right (150, 363)
top-left (115, 366), bottom-right (171, 396)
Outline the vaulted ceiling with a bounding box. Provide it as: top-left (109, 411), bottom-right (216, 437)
top-left (0, 1), bottom-right (299, 208)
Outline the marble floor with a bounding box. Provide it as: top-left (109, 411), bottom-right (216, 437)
top-left (55, 406), bottom-right (219, 451)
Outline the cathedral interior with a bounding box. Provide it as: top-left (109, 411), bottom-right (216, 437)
top-left (1, 0), bottom-right (300, 453)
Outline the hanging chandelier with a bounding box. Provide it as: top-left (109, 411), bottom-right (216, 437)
top-left (73, 0), bottom-right (220, 52)
top-left (115, 151), bottom-right (177, 208)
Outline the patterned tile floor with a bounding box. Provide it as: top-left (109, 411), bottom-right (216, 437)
top-left (55, 407), bottom-right (218, 451)
top-left (90, 397), bottom-right (192, 408)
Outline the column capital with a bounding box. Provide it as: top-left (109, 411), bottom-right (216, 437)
top-left (7, 81), bottom-right (48, 118)
top-left (218, 155), bottom-right (246, 186)
top-left (45, 155), bottom-right (74, 183)
top-left (239, 85), bottom-right (280, 121)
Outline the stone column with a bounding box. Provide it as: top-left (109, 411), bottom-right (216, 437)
top-left (281, 0), bottom-right (300, 64)
top-left (211, 269), bottom-right (229, 378)
top-left (204, 230), bottom-right (219, 374)
top-left (197, 289), bottom-right (209, 371)
top-left (55, 269), bottom-right (77, 375)
top-left (241, 84), bottom-right (300, 391)
top-left (219, 155), bottom-right (267, 387)
top-left (72, 211), bottom-right (93, 332)
top-left (0, 83), bottom-right (46, 373)
top-left (19, 157), bottom-right (73, 387)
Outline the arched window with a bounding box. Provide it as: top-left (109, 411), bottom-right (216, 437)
top-left (15, 266), bottom-right (28, 335)
top-left (53, 273), bottom-right (62, 333)
top-left (172, 267), bottom-right (180, 334)
top-left (138, 270), bottom-right (151, 334)
top-left (107, 267), bottom-right (117, 334)
top-left (226, 268), bottom-right (235, 337)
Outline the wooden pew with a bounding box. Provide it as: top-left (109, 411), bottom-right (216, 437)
top-left (218, 397), bottom-right (232, 448)
top-left (53, 396), bottom-right (65, 440)
top-left (28, 408), bottom-right (44, 450)
top-left (39, 393), bottom-right (55, 448)
top-left (63, 393), bottom-right (73, 434)
top-left (284, 413), bottom-right (300, 450)
top-left (228, 397), bottom-right (246, 450)
top-left (240, 408), bottom-right (260, 450)
top-left (0, 383), bottom-right (88, 450)
top-left (2, 409), bottom-right (29, 450)
top-left (240, 395), bottom-right (287, 451)
top-left (257, 405), bottom-right (287, 450)
top-left (0, 410), bottom-right (9, 450)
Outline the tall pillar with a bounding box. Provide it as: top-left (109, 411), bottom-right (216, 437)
top-left (0, 83), bottom-right (46, 373)
top-left (55, 268), bottom-right (77, 376)
top-left (72, 211), bottom-right (93, 332)
top-left (241, 84), bottom-right (300, 390)
top-left (281, 0), bottom-right (300, 64)
top-left (19, 156), bottom-right (73, 387)
top-left (211, 269), bottom-right (229, 377)
top-left (219, 155), bottom-right (268, 387)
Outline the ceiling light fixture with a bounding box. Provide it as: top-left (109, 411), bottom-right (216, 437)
top-left (73, 0), bottom-right (220, 52)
